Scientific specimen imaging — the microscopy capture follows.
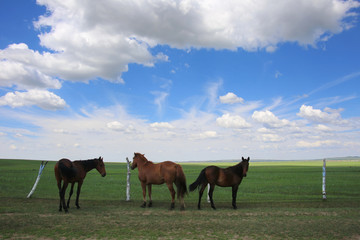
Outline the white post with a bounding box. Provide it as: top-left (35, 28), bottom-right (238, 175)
top-left (322, 158), bottom-right (326, 200)
top-left (126, 157), bottom-right (131, 201)
top-left (27, 161), bottom-right (48, 198)
top-left (207, 183), bottom-right (210, 203)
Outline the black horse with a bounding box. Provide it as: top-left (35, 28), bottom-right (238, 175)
top-left (54, 157), bottom-right (106, 213)
top-left (189, 157), bottom-right (249, 210)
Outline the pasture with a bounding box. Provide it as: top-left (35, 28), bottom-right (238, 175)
top-left (0, 159), bottom-right (359, 239)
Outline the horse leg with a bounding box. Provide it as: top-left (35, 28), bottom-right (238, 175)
top-left (209, 184), bottom-right (216, 210)
top-left (67, 183), bottom-right (75, 209)
top-left (75, 181), bottom-right (83, 209)
top-left (166, 182), bottom-right (176, 210)
top-left (60, 181), bottom-right (69, 213)
top-left (147, 184), bottom-right (152, 207)
top-left (232, 185), bottom-right (239, 209)
top-left (140, 182), bottom-right (147, 208)
top-left (180, 193), bottom-right (185, 211)
top-left (197, 184), bottom-right (207, 210)
top-left (57, 179), bottom-right (62, 212)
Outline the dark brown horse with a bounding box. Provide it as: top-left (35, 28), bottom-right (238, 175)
top-left (189, 157), bottom-right (249, 210)
top-left (54, 157), bottom-right (106, 213)
top-left (131, 153), bottom-right (188, 210)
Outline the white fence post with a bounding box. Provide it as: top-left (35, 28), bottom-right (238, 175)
top-left (126, 157), bottom-right (131, 201)
top-left (322, 158), bottom-right (326, 200)
top-left (27, 161), bottom-right (48, 198)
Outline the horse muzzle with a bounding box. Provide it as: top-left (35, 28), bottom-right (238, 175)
top-left (102, 173), bottom-right (106, 177)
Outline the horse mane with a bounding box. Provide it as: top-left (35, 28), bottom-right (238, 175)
top-left (74, 158), bottom-right (99, 171)
top-left (135, 153), bottom-right (154, 164)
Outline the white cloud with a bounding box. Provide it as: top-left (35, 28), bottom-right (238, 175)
top-left (316, 124), bottom-right (332, 132)
top-left (150, 122), bottom-right (174, 130)
top-left (1, 0), bottom-right (357, 90)
top-left (297, 105), bottom-right (346, 124)
top-left (152, 91), bottom-right (169, 115)
top-left (262, 134), bottom-right (284, 142)
top-left (219, 92), bottom-right (244, 104)
top-left (216, 113), bottom-right (251, 129)
top-left (107, 121), bottom-right (125, 131)
top-left (191, 131), bottom-right (218, 140)
top-left (107, 121), bottom-right (136, 134)
top-left (252, 110), bottom-right (290, 128)
top-left (0, 59), bottom-right (61, 90)
top-left (10, 144), bottom-right (17, 150)
top-left (296, 140), bottom-right (341, 148)
top-left (0, 89), bottom-right (66, 110)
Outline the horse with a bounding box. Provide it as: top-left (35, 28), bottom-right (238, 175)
top-left (189, 157), bottom-right (249, 210)
top-left (131, 153), bottom-right (188, 210)
top-left (54, 157), bottom-right (106, 213)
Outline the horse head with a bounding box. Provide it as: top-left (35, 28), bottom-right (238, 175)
top-left (95, 157), bottom-right (106, 177)
top-left (241, 157), bottom-right (250, 177)
top-left (131, 152), bottom-right (145, 170)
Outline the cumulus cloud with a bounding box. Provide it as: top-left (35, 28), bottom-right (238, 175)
top-left (0, 58), bottom-right (61, 90)
top-left (1, 0), bottom-right (357, 89)
top-left (0, 89), bottom-right (67, 110)
top-left (252, 110), bottom-right (290, 128)
top-left (107, 121), bottom-right (136, 133)
top-left (216, 113), bottom-right (251, 129)
top-left (297, 105), bottom-right (346, 124)
top-left (219, 92), bottom-right (244, 104)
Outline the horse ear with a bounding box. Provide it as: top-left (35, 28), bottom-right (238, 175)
top-left (247, 157), bottom-right (250, 161)
top-left (242, 157), bottom-right (245, 161)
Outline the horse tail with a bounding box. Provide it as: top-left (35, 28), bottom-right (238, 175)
top-left (175, 164), bottom-right (188, 199)
top-left (189, 168), bottom-right (207, 192)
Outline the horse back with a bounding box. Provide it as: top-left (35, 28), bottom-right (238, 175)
top-left (206, 166), bottom-right (241, 187)
top-left (56, 158), bottom-right (77, 182)
top-left (139, 161), bottom-right (177, 184)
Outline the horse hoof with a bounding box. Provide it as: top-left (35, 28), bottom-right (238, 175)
top-left (169, 203), bottom-right (175, 210)
top-left (148, 201), bottom-right (153, 207)
top-left (141, 202), bottom-right (146, 208)
top-left (180, 206), bottom-right (185, 211)
top-left (211, 206), bottom-right (217, 210)
top-left (233, 206), bottom-right (237, 210)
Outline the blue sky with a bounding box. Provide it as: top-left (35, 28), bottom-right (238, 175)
top-left (1, 0), bottom-right (360, 162)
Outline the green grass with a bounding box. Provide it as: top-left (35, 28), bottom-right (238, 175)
top-left (1, 159), bottom-right (360, 239)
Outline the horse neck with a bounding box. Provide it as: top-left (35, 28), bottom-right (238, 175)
top-left (79, 159), bottom-right (97, 172)
top-left (136, 156), bottom-right (150, 169)
top-left (232, 162), bottom-right (244, 176)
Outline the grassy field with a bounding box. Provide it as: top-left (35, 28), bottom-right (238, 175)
top-left (0, 159), bottom-right (359, 239)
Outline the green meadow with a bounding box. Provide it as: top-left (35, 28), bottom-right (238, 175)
top-left (0, 159), bottom-right (359, 239)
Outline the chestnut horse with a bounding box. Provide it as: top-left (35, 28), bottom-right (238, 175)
top-left (189, 157), bottom-right (249, 210)
top-left (54, 157), bottom-right (106, 213)
top-left (131, 153), bottom-right (188, 210)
